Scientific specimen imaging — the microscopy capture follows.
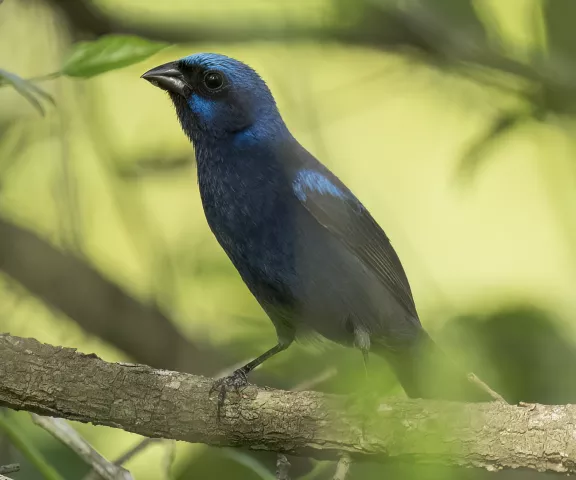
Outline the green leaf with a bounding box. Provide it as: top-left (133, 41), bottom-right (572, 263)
top-left (0, 69), bottom-right (55, 115)
top-left (62, 35), bottom-right (169, 78)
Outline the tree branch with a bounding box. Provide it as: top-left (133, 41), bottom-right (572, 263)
top-left (0, 334), bottom-right (575, 474)
top-left (0, 466), bottom-right (18, 475)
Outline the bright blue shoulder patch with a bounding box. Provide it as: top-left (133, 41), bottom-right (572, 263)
top-left (293, 169), bottom-right (346, 202)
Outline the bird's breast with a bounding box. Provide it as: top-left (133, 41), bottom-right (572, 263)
top-left (197, 163), bottom-right (297, 281)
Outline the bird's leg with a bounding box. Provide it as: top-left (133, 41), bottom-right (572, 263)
top-left (362, 348), bottom-right (369, 381)
top-left (210, 343), bottom-right (287, 419)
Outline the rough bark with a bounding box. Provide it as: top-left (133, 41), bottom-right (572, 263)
top-left (1, 334), bottom-right (575, 474)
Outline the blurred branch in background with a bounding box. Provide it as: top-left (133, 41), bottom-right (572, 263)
top-left (0, 215), bottom-right (230, 376)
top-left (115, 155), bottom-right (193, 180)
top-left (41, 0), bottom-right (568, 90)
top-left (83, 438), bottom-right (161, 480)
top-left (2, 333), bottom-right (576, 476)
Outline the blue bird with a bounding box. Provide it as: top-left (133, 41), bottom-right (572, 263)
top-left (142, 53), bottom-right (491, 404)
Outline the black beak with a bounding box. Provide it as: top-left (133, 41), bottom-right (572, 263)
top-left (141, 62), bottom-right (188, 97)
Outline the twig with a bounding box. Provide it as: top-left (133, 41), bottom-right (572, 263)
top-left (0, 464), bottom-right (17, 480)
top-left (83, 438), bottom-right (161, 480)
top-left (115, 438), bottom-right (160, 466)
top-left (276, 454), bottom-right (291, 480)
top-left (30, 414), bottom-right (133, 480)
top-left (467, 373), bottom-right (507, 403)
top-left (332, 453), bottom-right (351, 480)
top-left (0, 465), bottom-right (18, 475)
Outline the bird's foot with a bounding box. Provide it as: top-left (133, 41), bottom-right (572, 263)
top-left (209, 368), bottom-right (249, 420)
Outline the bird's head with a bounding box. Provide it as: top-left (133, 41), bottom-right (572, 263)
top-left (142, 53), bottom-right (283, 142)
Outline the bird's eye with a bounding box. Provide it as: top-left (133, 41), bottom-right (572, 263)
top-left (203, 71), bottom-right (224, 90)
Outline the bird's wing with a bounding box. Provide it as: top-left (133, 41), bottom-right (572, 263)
top-left (292, 167), bottom-right (418, 318)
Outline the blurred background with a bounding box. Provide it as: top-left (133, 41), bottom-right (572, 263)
top-left (2, 0), bottom-right (576, 478)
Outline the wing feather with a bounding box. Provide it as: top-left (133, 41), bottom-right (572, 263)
top-left (292, 168), bottom-right (418, 319)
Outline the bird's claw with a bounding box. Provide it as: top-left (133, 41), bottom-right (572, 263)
top-left (209, 368), bottom-right (249, 420)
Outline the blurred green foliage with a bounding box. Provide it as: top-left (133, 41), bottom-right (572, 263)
top-left (0, 70), bottom-right (54, 116)
top-left (2, 0), bottom-right (576, 478)
top-left (62, 36), bottom-right (169, 78)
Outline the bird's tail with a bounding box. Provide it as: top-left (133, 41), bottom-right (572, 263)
top-left (373, 330), bottom-right (493, 402)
